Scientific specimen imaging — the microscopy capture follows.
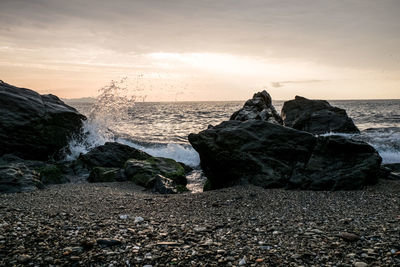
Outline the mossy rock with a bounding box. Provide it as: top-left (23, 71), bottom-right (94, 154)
top-left (88, 167), bottom-right (120, 183)
top-left (125, 157), bottom-right (187, 188)
top-left (37, 164), bottom-right (69, 184)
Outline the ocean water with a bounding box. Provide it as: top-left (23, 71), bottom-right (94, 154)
top-left (64, 99), bottom-right (400, 167)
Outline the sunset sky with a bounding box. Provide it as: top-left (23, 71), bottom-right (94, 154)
top-left (1, 0), bottom-right (399, 101)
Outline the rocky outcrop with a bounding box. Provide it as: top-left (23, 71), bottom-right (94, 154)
top-left (78, 142), bottom-right (151, 169)
top-left (281, 96), bottom-right (359, 134)
top-left (189, 120), bottom-right (381, 191)
top-left (0, 163), bottom-right (44, 193)
top-left (230, 90), bottom-right (283, 124)
top-left (0, 81), bottom-right (86, 160)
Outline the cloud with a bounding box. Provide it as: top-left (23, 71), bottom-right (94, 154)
top-left (271, 80), bottom-right (326, 88)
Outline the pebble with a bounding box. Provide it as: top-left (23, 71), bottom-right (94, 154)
top-left (17, 254), bottom-right (31, 263)
top-left (97, 238), bottom-right (122, 247)
top-left (354, 262), bottom-right (368, 267)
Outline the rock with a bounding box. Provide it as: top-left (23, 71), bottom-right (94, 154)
top-left (288, 135), bottom-right (381, 190)
top-left (189, 120), bottom-right (381, 191)
top-left (78, 142), bottom-right (151, 170)
top-left (125, 157), bottom-right (187, 188)
top-left (281, 96), bottom-right (359, 134)
top-left (339, 232), bottom-right (361, 242)
top-left (0, 81), bottom-right (86, 160)
top-left (17, 254), bottom-right (31, 263)
top-left (37, 164), bottom-right (69, 184)
top-left (354, 262), bottom-right (368, 267)
top-left (150, 174), bottom-right (178, 194)
top-left (0, 163), bottom-right (44, 193)
top-left (0, 154), bottom-right (68, 185)
top-left (88, 167), bottom-right (121, 183)
top-left (96, 238), bottom-right (122, 247)
top-left (230, 90), bottom-right (282, 124)
top-left (383, 163), bottom-right (400, 173)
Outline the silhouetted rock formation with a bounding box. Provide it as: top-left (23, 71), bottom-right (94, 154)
top-left (281, 96), bottom-right (359, 134)
top-left (230, 90), bottom-right (283, 124)
top-left (0, 81), bottom-right (86, 160)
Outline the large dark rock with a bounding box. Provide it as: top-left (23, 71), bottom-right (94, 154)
top-left (0, 163), bottom-right (44, 193)
top-left (230, 90), bottom-right (283, 124)
top-left (0, 81), bottom-right (86, 160)
top-left (288, 136), bottom-right (381, 190)
top-left (281, 96), bottom-right (359, 134)
top-left (78, 142), bottom-right (151, 169)
top-left (188, 120), bottom-right (381, 191)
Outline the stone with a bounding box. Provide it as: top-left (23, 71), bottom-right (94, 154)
top-left (230, 90), bottom-right (282, 124)
top-left (0, 81), bottom-right (86, 160)
top-left (96, 238), bottom-right (122, 247)
top-left (150, 174), bottom-right (178, 194)
top-left (339, 232), bottom-right (361, 242)
top-left (189, 120), bottom-right (381, 191)
top-left (88, 167), bottom-right (121, 183)
top-left (78, 142), bottom-right (151, 170)
top-left (17, 254), bottom-right (31, 263)
top-left (0, 163), bottom-right (44, 193)
top-left (125, 157), bottom-right (187, 188)
top-left (281, 96), bottom-right (359, 134)
top-left (354, 262), bottom-right (368, 267)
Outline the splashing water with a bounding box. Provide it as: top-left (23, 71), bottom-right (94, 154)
top-left (65, 78), bottom-right (137, 160)
top-left (65, 78), bottom-right (201, 166)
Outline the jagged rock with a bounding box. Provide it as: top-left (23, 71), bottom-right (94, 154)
top-left (125, 157), bottom-right (187, 189)
top-left (0, 163), bottom-right (44, 193)
top-left (189, 120), bottom-right (381, 191)
top-left (281, 96), bottom-right (359, 134)
top-left (0, 81), bottom-right (86, 160)
top-left (78, 142), bottom-right (151, 169)
top-left (230, 90), bottom-right (282, 124)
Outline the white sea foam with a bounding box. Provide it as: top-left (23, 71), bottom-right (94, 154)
top-left (117, 139), bottom-right (200, 167)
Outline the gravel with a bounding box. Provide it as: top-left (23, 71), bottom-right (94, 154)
top-left (0, 180), bottom-right (399, 266)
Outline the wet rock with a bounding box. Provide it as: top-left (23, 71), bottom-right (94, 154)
top-left (189, 120), bottom-right (380, 190)
top-left (0, 81), bottom-right (86, 160)
top-left (0, 163), bottom-right (44, 193)
top-left (125, 157), bottom-right (187, 188)
top-left (88, 167), bottom-right (121, 183)
top-left (282, 96), bottom-right (359, 134)
top-left (230, 90), bottom-right (282, 124)
top-left (78, 142), bottom-right (151, 170)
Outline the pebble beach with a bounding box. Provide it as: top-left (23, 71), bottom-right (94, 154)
top-left (1, 180), bottom-right (399, 266)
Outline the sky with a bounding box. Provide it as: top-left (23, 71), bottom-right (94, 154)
top-left (0, 0), bottom-right (399, 101)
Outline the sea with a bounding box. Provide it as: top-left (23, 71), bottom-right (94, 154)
top-left (64, 98), bottom-right (400, 170)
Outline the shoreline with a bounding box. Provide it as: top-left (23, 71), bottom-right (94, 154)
top-left (1, 179), bottom-right (399, 266)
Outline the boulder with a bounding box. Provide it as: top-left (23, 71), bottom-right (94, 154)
top-left (230, 90), bottom-right (283, 124)
top-left (125, 157), bottom-right (187, 190)
top-left (188, 120), bottom-right (381, 191)
top-left (0, 81), bottom-right (86, 160)
top-left (0, 154), bottom-right (68, 185)
top-left (78, 142), bottom-right (151, 169)
top-left (88, 167), bottom-right (121, 183)
top-left (0, 163), bottom-right (44, 193)
top-left (281, 96), bottom-right (359, 134)
top-left (288, 136), bottom-right (381, 190)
